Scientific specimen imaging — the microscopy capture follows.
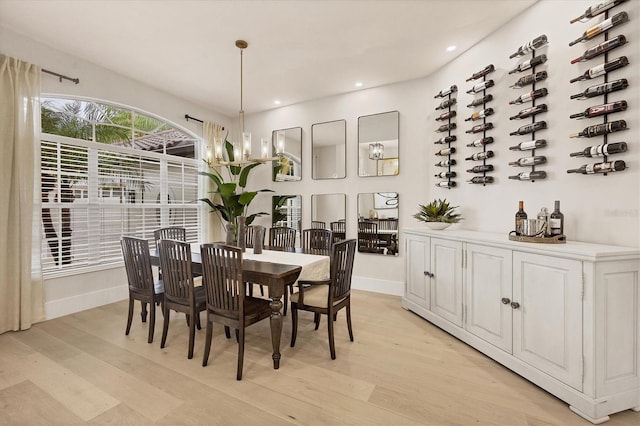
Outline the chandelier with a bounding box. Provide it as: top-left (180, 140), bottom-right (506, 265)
top-left (209, 40), bottom-right (281, 165)
top-left (369, 142), bottom-right (384, 160)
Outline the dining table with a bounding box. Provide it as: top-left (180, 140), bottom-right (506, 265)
top-left (150, 244), bottom-right (330, 369)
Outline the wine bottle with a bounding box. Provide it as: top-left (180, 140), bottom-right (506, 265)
top-left (466, 64), bottom-right (495, 82)
top-left (465, 108), bottom-right (494, 121)
top-left (509, 171), bottom-right (547, 181)
top-left (436, 110), bottom-right (457, 121)
top-left (515, 200), bottom-right (527, 235)
top-left (435, 147), bottom-right (456, 156)
top-left (468, 176), bottom-right (494, 184)
top-left (570, 35), bottom-right (627, 64)
top-left (509, 88), bottom-right (548, 105)
top-left (436, 98), bottom-right (457, 110)
top-left (549, 200), bottom-right (564, 236)
top-left (435, 159), bottom-right (456, 167)
top-left (510, 71), bottom-right (548, 88)
top-left (467, 94), bottom-right (493, 108)
top-left (509, 35), bottom-right (548, 59)
top-left (435, 123), bottom-right (457, 133)
top-left (570, 78), bottom-right (628, 99)
top-left (567, 160), bottom-right (626, 174)
top-left (467, 164), bottom-right (494, 173)
top-left (509, 156), bottom-right (547, 166)
top-left (509, 139), bottom-right (547, 151)
top-left (570, 120), bottom-right (626, 138)
top-left (465, 123), bottom-right (494, 134)
top-left (434, 135), bottom-right (457, 144)
top-left (435, 171), bottom-right (457, 178)
top-left (466, 151), bottom-right (494, 161)
top-left (508, 54), bottom-right (548, 74)
top-left (435, 181), bottom-right (457, 188)
top-left (570, 0), bottom-right (629, 23)
top-left (536, 207), bottom-right (550, 237)
top-left (466, 80), bottom-right (494, 94)
top-left (569, 142), bottom-right (628, 157)
top-left (434, 85), bottom-right (458, 98)
top-left (568, 12), bottom-right (629, 46)
top-left (569, 100), bottom-right (627, 119)
top-left (509, 104), bottom-right (548, 120)
top-left (569, 56), bottom-right (628, 83)
top-left (466, 137), bottom-right (494, 147)
top-left (510, 121), bottom-right (547, 136)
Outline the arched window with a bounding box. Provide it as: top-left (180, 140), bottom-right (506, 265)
top-left (40, 97), bottom-right (202, 275)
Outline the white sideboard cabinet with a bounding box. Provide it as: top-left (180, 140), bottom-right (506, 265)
top-left (402, 228), bottom-right (640, 424)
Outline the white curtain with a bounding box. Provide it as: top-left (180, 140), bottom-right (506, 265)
top-left (202, 121), bottom-right (224, 243)
top-left (0, 54), bottom-right (45, 333)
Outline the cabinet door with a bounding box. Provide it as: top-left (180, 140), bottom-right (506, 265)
top-left (430, 238), bottom-right (463, 326)
top-left (465, 244), bottom-right (513, 353)
top-left (513, 252), bottom-right (583, 391)
top-left (405, 234), bottom-right (430, 309)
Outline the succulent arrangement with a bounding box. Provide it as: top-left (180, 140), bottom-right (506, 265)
top-left (413, 198), bottom-right (462, 223)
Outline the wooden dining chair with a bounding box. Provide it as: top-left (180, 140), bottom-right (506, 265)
top-left (290, 239), bottom-right (356, 359)
top-left (311, 220), bottom-right (326, 229)
top-left (200, 243), bottom-right (272, 380)
top-left (269, 226), bottom-right (297, 251)
top-left (330, 221), bottom-right (346, 243)
top-left (357, 221), bottom-right (384, 254)
top-left (301, 228), bottom-right (333, 256)
top-left (158, 239), bottom-right (206, 359)
top-left (121, 236), bottom-right (164, 343)
top-left (154, 227), bottom-right (186, 245)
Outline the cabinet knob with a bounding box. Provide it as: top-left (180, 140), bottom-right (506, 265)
top-left (510, 302), bottom-right (520, 309)
top-left (501, 297), bottom-right (511, 305)
top-left (423, 271), bottom-right (434, 278)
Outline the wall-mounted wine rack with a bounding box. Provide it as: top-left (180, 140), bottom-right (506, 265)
top-left (433, 84), bottom-right (458, 189)
top-left (464, 65), bottom-right (495, 186)
top-left (507, 34), bottom-right (550, 182)
top-left (567, 1), bottom-right (630, 176)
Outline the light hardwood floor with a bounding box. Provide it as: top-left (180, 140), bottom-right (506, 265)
top-left (1, 290), bottom-right (638, 425)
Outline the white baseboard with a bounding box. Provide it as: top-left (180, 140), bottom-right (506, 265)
top-left (45, 286), bottom-right (128, 320)
top-left (352, 275), bottom-right (403, 296)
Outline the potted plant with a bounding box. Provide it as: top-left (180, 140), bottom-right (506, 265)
top-left (199, 139), bottom-right (272, 243)
top-left (413, 198), bottom-right (462, 230)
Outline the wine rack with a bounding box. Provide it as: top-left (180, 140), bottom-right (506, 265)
top-left (507, 34), bottom-right (550, 182)
top-left (567, 1), bottom-right (630, 176)
top-left (464, 65), bottom-right (495, 186)
top-left (433, 85), bottom-right (458, 189)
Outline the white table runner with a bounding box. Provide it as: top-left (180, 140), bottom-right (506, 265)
top-left (191, 244), bottom-right (329, 281)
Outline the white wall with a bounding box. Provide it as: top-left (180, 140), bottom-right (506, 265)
top-left (244, 0), bottom-right (640, 296)
top-left (1, 26), bottom-right (231, 319)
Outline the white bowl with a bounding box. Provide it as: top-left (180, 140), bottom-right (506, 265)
top-left (424, 222), bottom-right (452, 230)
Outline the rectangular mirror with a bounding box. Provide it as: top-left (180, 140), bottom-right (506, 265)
top-left (357, 192), bottom-right (399, 256)
top-left (311, 193), bottom-right (346, 242)
top-left (358, 111), bottom-right (399, 177)
top-left (311, 119), bottom-right (346, 179)
top-left (272, 127), bottom-right (302, 181)
top-left (272, 195), bottom-right (302, 246)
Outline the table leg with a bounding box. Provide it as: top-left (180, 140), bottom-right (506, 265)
top-left (269, 287), bottom-right (284, 369)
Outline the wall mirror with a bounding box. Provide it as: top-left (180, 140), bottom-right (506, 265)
top-left (272, 195), bottom-right (302, 246)
top-left (358, 111), bottom-right (399, 177)
top-left (311, 193), bottom-right (346, 242)
top-left (272, 127), bottom-right (302, 182)
top-left (311, 119), bottom-right (346, 179)
top-left (357, 192), bottom-right (399, 256)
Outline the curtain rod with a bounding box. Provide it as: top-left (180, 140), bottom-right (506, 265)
top-left (184, 114), bottom-right (224, 130)
top-left (42, 68), bottom-right (79, 84)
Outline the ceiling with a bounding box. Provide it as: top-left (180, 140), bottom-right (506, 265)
top-left (0, 0), bottom-right (537, 117)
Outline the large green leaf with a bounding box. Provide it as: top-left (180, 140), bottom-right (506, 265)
top-left (238, 162), bottom-right (261, 188)
top-left (238, 191), bottom-right (258, 206)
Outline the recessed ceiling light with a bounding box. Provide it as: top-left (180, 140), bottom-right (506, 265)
top-left (273, 99), bottom-right (281, 105)
top-left (355, 81), bottom-right (363, 87)
top-left (446, 45), bottom-right (457, 52)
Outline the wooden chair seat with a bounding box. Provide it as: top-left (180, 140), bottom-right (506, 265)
top-left (290, 283), bottom-right (347, 308)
